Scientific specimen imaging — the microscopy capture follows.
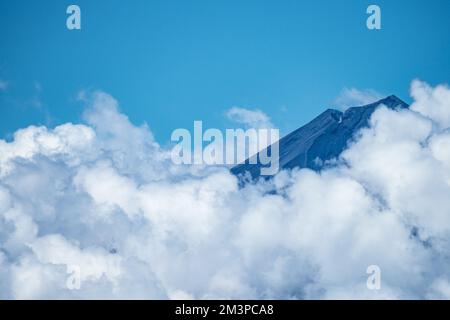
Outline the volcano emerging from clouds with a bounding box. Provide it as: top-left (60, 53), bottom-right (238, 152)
top-left (1, 80), bottom-right (450, 299)
top-left (232, 95), bottom-right (409, 178)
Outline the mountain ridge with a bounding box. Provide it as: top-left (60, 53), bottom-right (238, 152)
top-left (231, 95), bottom-right (409, 179)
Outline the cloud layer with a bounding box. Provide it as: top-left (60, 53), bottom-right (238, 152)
top-left (1, 81), bottom-right (450, 299)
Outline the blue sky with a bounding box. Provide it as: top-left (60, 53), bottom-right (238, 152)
top-left (0, 0), bottom-right (449, 142)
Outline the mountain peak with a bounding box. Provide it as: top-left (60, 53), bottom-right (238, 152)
top-left (231, 95), bottom-right (409, 179)
top-left (344, 95), bottom-right (408, 112)
top-left (375, 94), bottom-right (408, 107)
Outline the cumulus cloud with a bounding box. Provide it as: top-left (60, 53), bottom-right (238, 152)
top-left (410, 80), bottom-right (450, 130)
top-left (333, 87), bottom-right (384, 110)
top-left (0, 80), bottom-right (450, 299)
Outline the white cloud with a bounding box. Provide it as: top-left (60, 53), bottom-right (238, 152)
top-left (333, 87), bottom-right (384, 110)
top-left (226, 107), bottom-right (274, 129)
top-left (225, 107), bottom-right (277, 157)
top-left (427, 278), bottom-right (450, 299)
top-left (0, 81), bottom-right (449, 299)
top-left (410, 79), bottom-right (450, 130)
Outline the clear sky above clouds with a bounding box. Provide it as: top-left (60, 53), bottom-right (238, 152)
top-left (0, 0), bottom-right (449, 141)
